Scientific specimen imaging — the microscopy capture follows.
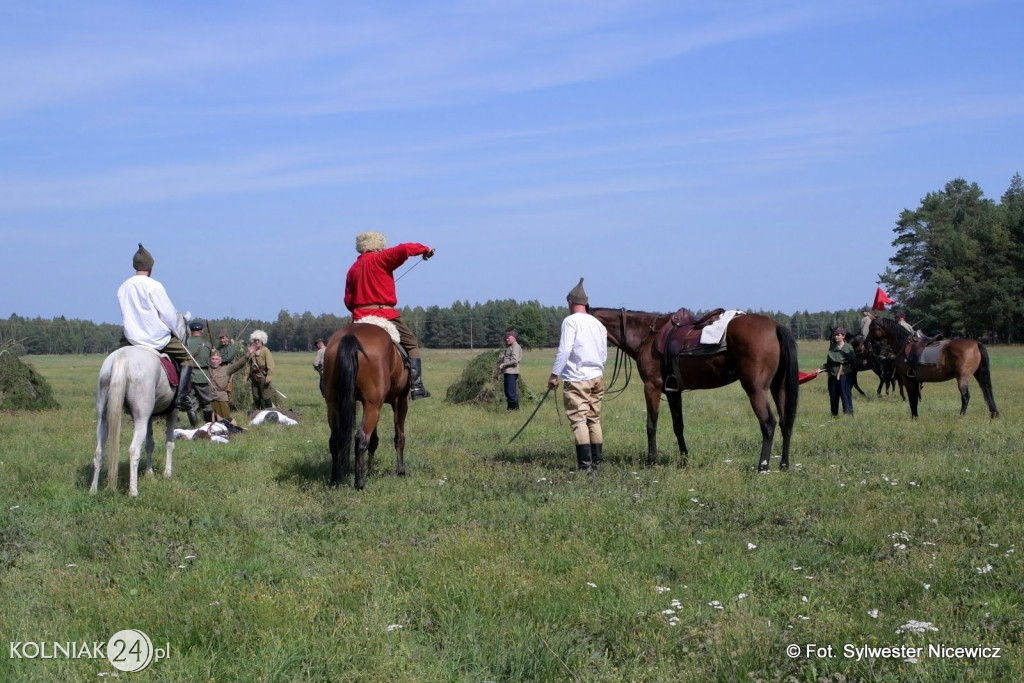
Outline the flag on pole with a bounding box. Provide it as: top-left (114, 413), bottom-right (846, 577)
top-left (872, 287), bottom-right (894, 311)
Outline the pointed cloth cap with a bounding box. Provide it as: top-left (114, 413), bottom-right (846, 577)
top-left (356, 231), bottom-right (387, 253)
top-left (133, 243), bottom-right (154, 271)
top-left (567, 278), bottom-right (589, 306)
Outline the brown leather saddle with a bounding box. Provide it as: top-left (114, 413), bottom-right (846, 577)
top-left (904, 332), bottom-right (946, 366)
top-left (653, 307), bottom-right (727, 359)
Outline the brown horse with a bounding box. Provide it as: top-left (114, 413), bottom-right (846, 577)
top-left (868, 317), bottom-right (998, 419)
top-left (323, 322), bottom-right (410, 489)
top-left (591, 307), bottom-right (799, 471)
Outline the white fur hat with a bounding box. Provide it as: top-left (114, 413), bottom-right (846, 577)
top-left (250, 329), bottom-right (269, 344)
top-left (356, 231), bottom-right (387, 253)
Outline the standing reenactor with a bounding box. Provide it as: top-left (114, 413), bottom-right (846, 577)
top-left (248, 330), bottom-right (276, 409)
top-left (184, 321), bottom-right (214, 425)
top-left (217, 331), bottom-right (238, 364)
top-left (548, 279), bottom-right (608, 472)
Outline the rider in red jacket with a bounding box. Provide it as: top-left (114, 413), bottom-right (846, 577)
top-left (344, 231), bottom-right (435, 399)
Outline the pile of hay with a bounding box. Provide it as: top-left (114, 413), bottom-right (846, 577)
top-left (445, 349), bottom-right (535, 407)
top-left (0, 345), bottom-right (59, 411)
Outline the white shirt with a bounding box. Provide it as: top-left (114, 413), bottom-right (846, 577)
top-left (551, 312), bottom-right (608, 382)
top-left (117, 274), bottom-right (181, 349)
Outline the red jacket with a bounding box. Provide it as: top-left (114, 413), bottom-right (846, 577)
top-left (344, 243), bottom-right (432, 320)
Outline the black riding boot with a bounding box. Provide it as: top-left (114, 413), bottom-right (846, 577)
top-left (175, 365), bottom-right (193, 411)
top-left (409, 357), bottom-right (431, 400)
top-left (575, 443), bottom-right (593, 472)
top-left (187, 409), bottom-right (200, 427)
top-left (202, 407), bottom-right (214, 424)
top-left (590, 443), bottom-right (602, 471)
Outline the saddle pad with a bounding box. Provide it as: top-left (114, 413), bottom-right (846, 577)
top-left (700, 310), bottom-right (744, 345)
top-left (356, 316), bottom-right (401, 344)
top-left (159, 356), bottom-right (180, 387)
top-left (917, 341), bottom-right (948, 366)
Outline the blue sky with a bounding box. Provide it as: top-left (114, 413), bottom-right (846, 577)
top-left (2, 0), bottom-right (1022, 324)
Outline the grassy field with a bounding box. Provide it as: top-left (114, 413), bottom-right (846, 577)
top-left (1, 342), bottom-right (1022, 681)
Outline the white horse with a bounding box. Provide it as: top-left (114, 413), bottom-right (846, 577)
top-left (91, 345), bottom-right (179, 497)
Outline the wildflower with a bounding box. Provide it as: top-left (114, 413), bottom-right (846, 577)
top-left (977, 564), bottom-right (993, 574)
top-left (868, 609), bottom-right (879, 618)
top-left (747, 543), bottom-right (757, 551)
top-left (896, 620), bottom-right (938, 634)
top-left (586, 582), bottom-right (597, 588)
top-left (708, 600), bottom-right (724, 610)
top-left (656, 586), bottom-right (671, 594)
top-left (387, 624), bottom-right (403, 632)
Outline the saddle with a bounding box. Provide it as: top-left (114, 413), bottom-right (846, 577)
top-left (653, 308), bottom-right (726, 359)
top-left (904, 332), bottom-right (946, 366)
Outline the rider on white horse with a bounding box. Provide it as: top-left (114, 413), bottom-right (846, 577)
top-left (117, 243), bottom-right (195, 411)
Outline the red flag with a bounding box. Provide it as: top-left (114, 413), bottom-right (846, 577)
top-left (872, 287), bottom-right (894, 311)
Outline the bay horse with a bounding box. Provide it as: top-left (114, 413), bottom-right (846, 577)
top-left (91, 345), bottom-right (179, 497)
top-left (591, 307), bottom-right (799, 471)
top-left (868, 317), bottom-right (998, 418)
top-left (323, 322), bottom-right (410, 489)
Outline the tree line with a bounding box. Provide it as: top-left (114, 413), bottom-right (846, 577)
top-left (0, 304), bottom-right (881, 356)
top-left (5, 174), bottom-right (1020, 354)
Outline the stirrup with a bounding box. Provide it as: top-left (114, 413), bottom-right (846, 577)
top-left (663, 375), bottom-right (680, 393)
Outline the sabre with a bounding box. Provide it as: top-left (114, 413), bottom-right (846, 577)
top-left (508, 386), bottom-right (553, 444)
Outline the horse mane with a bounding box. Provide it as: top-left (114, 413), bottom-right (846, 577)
top-left (875, 317), bottom-right (911, 345)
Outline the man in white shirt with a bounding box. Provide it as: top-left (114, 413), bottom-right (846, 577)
top-left (548, 278), bottom-right (608, 472)
top-left (117, 243), bottom-right (195, 410)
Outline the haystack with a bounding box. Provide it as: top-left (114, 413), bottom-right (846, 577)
top-left (445, 349), bottom-right (534, 406)
top-left (0, 345), bottom-right (59, 411)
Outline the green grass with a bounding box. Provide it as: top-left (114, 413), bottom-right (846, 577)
top-left (1, 343), bottom-right (1021, 681)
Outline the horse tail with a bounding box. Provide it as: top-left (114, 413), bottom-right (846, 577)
top-left (331, 334), bottom-right (363, 471)
top-left (103, 352), bottom-right (130, 490)
top-left (975, 341), bottom-right (999, 417)
top-left (772, 323), bottom-right (800, 434)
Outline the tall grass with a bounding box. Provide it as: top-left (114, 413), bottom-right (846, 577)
top-left (1, 344), bottom-right (1021, 681)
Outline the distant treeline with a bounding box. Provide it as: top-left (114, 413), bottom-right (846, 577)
top-left (2, 302), bottom-right (875, 356)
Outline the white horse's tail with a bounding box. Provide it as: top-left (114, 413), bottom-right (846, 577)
top-left (103, 353), bottom-right (130, 491)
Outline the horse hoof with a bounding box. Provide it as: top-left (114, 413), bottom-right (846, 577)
top-left (396, 467), bottom-right (406, 476)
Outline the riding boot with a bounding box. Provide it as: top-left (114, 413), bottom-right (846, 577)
top-left (575, 443), bottom-right (593, 472)
top-left (202, 406), bottom-right (214, 424)
top-left (590, 443), bottom-right (602, 471)
top-left (187, 409), bottom-right (200, 427)
top-left (409, 358), bottom-right (431, 400)
top-left (174, 365), bottom-right (193, 411)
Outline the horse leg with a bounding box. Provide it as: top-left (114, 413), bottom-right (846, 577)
top-left (642, 383), bottom-right (663, 466)
top-left (906, 378), bottom-right (921, 418)
top-left (143, 418), bottom-right (156, 478)
top-left (128, 419), bottom-right (148, 497)
top-left (393, 396), bottom-right (409, 476)
top-left (957, 377), bottom-right (971, 416)
top-left (743, 384), bottom-right (776, 472)
top-left (163, 414), bottom-right (176, 478)
top-left (91, 413), bottom-right (106, 494)
top-left (664, 391), bottom-right (688, 467)
top-left (367, 428), bottom-right (379, 475)
top-left (355, 404), bottom-right (382, 490)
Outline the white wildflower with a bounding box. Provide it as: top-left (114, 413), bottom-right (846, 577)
top-left (868, 609), bottom-right (879, 618)
top-left (656, 585), bottom-right (670, 594)
top-left (747, 543), bottom-right (757, 551)
top-left (586, 582), bottom-right (597, 588)
top-left (896, 620), bottom-right (938, 634)
top-left (976, 564), bottom-right (993, 574)
top-left (387, 624), bottom-right (403, 632)
top-left (662, 609), bottom-right (676, 615)
top-left (708, 600), bottom-right (724, 610)
top-left (923, 583), bottom-right (931, 591)
top-left (737, 593), bottom-right (748, 600)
